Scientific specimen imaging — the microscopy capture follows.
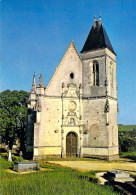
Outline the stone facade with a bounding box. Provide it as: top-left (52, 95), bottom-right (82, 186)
top-left (26, 18), bottom-right (119, 160)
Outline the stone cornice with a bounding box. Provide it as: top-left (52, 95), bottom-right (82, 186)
top-left (82, 96), bottom-right (117, 101)
top-left (82, 54), bottom-right (116, 63)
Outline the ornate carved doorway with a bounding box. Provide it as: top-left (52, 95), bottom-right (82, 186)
top-left (66, 132), bottom-right (77, 157)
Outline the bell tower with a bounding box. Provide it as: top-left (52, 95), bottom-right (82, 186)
top-left (81, 16), bottom-right (119, 160)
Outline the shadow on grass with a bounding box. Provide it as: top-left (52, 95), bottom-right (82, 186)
top-left (120, 152), bottom-right (136, 162)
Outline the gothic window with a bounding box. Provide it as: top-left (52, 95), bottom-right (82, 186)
top-left (93, 61), bottom-right (99, 86)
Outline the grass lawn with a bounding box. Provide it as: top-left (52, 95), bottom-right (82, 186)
top-left (118, 125), bottom-right (136, 131)
top-left (1, 157), bottom-right (119, 195)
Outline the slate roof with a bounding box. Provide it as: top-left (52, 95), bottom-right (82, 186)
top-left (81, 20), bottom-right (116, 55)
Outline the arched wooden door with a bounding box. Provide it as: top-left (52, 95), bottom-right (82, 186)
top-left (66, 132), bottom-right (77, 157)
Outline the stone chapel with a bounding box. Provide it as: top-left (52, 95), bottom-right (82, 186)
top-left (26, 16), bottom-right (119, 160)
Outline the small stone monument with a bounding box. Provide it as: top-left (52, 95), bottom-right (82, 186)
top-left (14, 161), bottom-right (40, 172)
top-left (105, 170), bottom-right (134, 183)
top-left (14, 151), bottom-right (40, 172)
top-left (19, 151), bottom-right (23, 162)
top-left (8, 150), bottom-right (12, 162)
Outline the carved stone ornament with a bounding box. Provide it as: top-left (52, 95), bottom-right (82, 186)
top-left (117, 102), bottom-right (119, 114)
top-left (105, 77), bottom-right (108, 86)
top-left (64, 83), bottom-right (78, 98)
top-left (105, 88), bottom-right (108, 96)
top-left (106, 122), bottom-right (109, 126)
top-left (79, 83), bottom-right (82, 89)
top-left (79, 130), bottom-right (82, 134)
top-left (68, 101), bottom-right (77, 112)
top-left (83, 129), bottom-right (88, 134)
top-left (69, 118), bottom-right (75, 125)
top-left (67, 83), bottom-right (76, 88)
top-left (63, 114), bottom-right (79, 126)
top-left (105, 99), bottom-right (109, 113)
top-left (34, 99), bottom-right (42, 112)
top-left (61, 129), bottom-right (64, 134)
top-left (67, 112), bottom-right (76, 116)
top-left (62, 82), bottom-right (65, 88)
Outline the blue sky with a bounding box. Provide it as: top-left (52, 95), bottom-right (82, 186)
top-left (1, 0), bottom-right (136, 125)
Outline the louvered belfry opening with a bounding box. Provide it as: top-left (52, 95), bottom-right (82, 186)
top-left (66, 132), bottom-right (77, 157)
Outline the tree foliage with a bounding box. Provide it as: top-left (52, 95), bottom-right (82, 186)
top-left (119, 129), bottom-right (136, 152)
top-left (0, 90), bottom-right (29, 150)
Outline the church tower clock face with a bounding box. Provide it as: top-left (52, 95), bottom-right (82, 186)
top-left (68, 101), bottom-right (77, 112)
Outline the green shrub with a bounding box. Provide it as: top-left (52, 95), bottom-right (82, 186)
top-left (119, 129), bottom-right (136, 153)
top-left (120, 152), bottom-right (136, 161)
top-left (1, 152), bottom-right (23, 162)
top-left (1, 152), bottom-right (8, 160)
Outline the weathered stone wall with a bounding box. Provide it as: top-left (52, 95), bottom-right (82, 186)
top-left (82, 48), bottom-right (117, 98)
top-left (81, 48), bottom-right (118, 159)
top-left (33, 42), bottom-right (83, 159)
top-left (108, 99), bottom-right (118, 145)
top-left (82, 98), bottom-right (108, 148)
top-left (45, 41), bottom-right (82, 97)
top-left (33, 86), bottom-right (83, 158)
top-left (33, 97), bottom-right (62, 158)
top-left (106, 49), bottom-right (117, 99)
top-left (27, 41), bottom-right (119, 160)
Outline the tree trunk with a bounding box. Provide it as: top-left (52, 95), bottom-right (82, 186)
top-left (9, 138), bottom-right (13, 150)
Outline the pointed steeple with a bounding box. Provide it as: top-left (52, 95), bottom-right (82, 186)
top-left (37, 73), bottom-right (45, 88)
top-left (30, 73), bottom-right (36, 94)
top-left (81, 16), bottom-right (116, 55)
top-left (28, 73), bottom-right (37, 109)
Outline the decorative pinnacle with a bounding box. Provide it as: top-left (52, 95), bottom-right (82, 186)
top-left (117, 102), bottom-right (119, 114)
top-left (30, 72), bottom-right (36, 93)
top-left (105, 88), bottom-right (108, 97)
top-left (105, 99), bottom-right (110, 113)
top-left (94, 14), bottom-right (96, 22)
top-left (99, 11), bottom-right (101, 20)
top-left (33, 72), bottom-right (36, 85)
top-left (105, 77), bottom-right (108, 86)
top-left (33, 72), bottom-right (36, 78)
top-left (37, 73), bottom-right (45, 88)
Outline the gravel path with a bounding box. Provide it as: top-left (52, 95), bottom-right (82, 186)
top-left (49, 160), bottom-right (136, 173)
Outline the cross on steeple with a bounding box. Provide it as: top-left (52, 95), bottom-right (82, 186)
top-left (99, 11), bottom-right (101, 20)
top-left (94, 14), bottom-right (96, 22)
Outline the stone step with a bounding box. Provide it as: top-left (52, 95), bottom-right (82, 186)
top-left (114, 177), bottom-right (134, 183)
